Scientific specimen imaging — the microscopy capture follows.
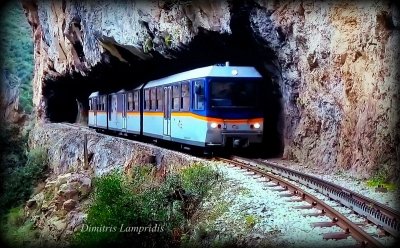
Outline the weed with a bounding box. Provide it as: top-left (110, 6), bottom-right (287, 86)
top-left (237, 187), bottom-right (251, 196)
top-left (143, 37), bottom-right (153, 53)
top-left (164, 33), bottom-right (172, 47)
top-left (208, 201), bottom-right (229, 222)
top-left (244, 215), bottom-right (257, 229)
top-left (366, 167), bottom-right (397, 191)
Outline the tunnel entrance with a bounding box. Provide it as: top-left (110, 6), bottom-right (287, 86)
top-left (42, 2), bottom-right (284, 157)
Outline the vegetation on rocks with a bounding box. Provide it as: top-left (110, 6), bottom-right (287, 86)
top-left (0, 206), bottom-right (41, 247)
top-left (0, 146), bottom-right (48, 214)
top-left (366, 167), bottom-right (397, 191)
top-left (71, 163), bottom-right (219, 248)
top-left (0, 1), bottom-right (34, 114)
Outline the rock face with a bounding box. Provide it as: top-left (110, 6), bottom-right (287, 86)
top-left (0, 73), bottom-right (27, 125)
top-left (29, 123), bottom-right (202, 176)
top-left (25, 170), bottom-right (91, 243)
top-left (251, 1), bottom-right (400, 179)
top-left (22, 1), bottom-right (400, 179)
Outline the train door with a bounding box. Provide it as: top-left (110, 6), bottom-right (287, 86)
top-left (163, 86), bottom-right (172, 137)
top-left (113, 95), bottom-right (117, 121)
top-left (109, 94), bottom-right (117, 129)
top-left (93, 97), bottom-right (97, 126)
top-left (122, 93), bottom-right (127, 131)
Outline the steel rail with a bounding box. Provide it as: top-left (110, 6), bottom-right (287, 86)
top-left (229, 156), bottom-right (400, 239)
top-left (215, 157), bottom-right (386, 248)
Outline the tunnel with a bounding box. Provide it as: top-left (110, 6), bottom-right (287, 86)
top-left (42, 2), bottom-right (284, 157)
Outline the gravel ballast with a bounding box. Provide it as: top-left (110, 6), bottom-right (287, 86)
top-left (264, 158), bottom-right (399, 210)
top-left (192, 162), bottom-right (375, 248)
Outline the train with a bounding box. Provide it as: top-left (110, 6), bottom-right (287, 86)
top-left (88, 62), bottom-right (264, 151)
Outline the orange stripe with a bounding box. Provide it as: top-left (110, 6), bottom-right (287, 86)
top-left (143, 112), bottom-right (163, 117)
top-left (127, 112), bottom-right (140, 116)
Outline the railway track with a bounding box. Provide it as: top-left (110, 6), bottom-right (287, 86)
top-left (214, 156), bottom-right (399, 247)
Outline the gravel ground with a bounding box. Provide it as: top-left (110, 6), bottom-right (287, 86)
top-left (264, 158), bottom-right (399, 210)
top-left (191, 162), bottom-right (378, 248)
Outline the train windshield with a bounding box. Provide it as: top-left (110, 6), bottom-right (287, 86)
top-left (210, 79), bottom-right (261, 108)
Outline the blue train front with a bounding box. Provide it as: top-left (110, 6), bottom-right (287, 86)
top-left (88, 63), bottom-right (264, 149)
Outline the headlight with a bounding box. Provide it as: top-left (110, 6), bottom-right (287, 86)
top-left (210, 122), bottom-right (218, 128)
top-left (254, 123), bottom-right (261, 129)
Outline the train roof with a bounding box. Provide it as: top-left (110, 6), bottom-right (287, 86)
top-left (110, 89), bottom-right (126, 94)
top-left (143, 64), bottom-right (262, 89)
top-left (89, 91), bottom-right (99, 98)
top-left (89, 89), bottom-right (127, 97)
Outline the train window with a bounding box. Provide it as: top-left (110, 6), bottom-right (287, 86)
top-left (102, 96), bottom-right (106, 111)
top-left (210, 80), bottom-right (260, 108)
top-left (127, 93), bottom-right (133, 111)
top-left (99, 97), bottom-right (102, 111)
top-left (89, 99), bottom-right (92, 110)
top-left (194, 80), bottom-right (205, 110)
top-left (96, 97), bottom-right (100, 111)
top-left (181, 82), bottom-right (190, 111)
top-left (144, 89), bottom-right (150, 110)
top-left (156, 87), bottom-right (163, 111)
top-left (172, 84), bottom-right (180, 110)
top-left (150, 88), bottom-right (157, 111)
top-left (133, 91), bottom-right (139, 111)
top-left (112, 95), bottom-right (117, 113)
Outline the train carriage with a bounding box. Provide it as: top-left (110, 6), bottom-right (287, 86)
top-left (88, 92), bottom-right (108, 129)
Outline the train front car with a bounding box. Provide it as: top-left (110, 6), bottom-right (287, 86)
top-left (202, 65), bottom-right (263, 148)
top-left (142, 63), bottom-right (264, 150)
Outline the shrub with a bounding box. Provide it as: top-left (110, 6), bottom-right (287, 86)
top-left (181, 163), bottom-right (218, 197)
top-left (71, 163), bottom-right (220, 247)
top-left (0, 206), bottom-right (40, 248)
top-left (0, 147), bottom-right (48, 214)
top-left (71, 169), bottom-right (174, 248)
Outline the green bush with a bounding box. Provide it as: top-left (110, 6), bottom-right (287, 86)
top-left (0, 147), bottom-right (48, 214)
top-left (72, 163), bottom-right (219, 248)
top-left (0, 206), bottom-right (40, 248)
top-left (181, 163), bottom-right (219, 197)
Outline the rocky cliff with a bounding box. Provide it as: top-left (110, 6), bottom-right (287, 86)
top-left (22, 0), bottom-right (400, 180)
top-left (0, 73), bottom-right (25, 124)
top-left (25, 123), bottom-right (202, 242)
